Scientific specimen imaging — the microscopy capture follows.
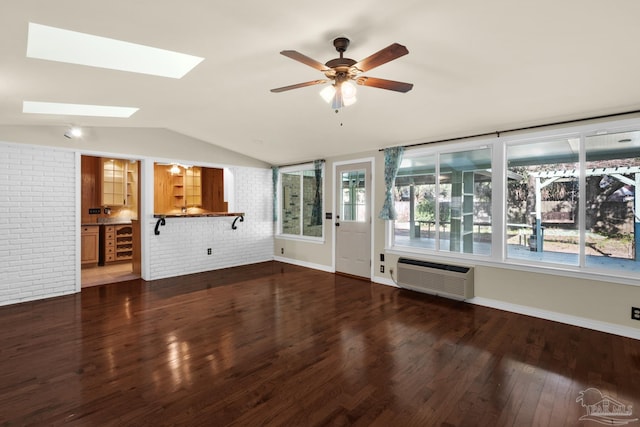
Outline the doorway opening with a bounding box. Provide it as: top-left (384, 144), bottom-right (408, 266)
top-left (80, 155), bottom-right (141, 287)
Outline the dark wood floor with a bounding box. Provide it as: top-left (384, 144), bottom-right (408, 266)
top-left (1, 262), bottom-right (639, 426)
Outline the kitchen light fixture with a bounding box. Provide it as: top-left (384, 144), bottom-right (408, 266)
top-left (26, 23), bottom-right (204, 79)
top-left (169, 164), bottom-right (181, 175)
top-left (23, 101), bottom-right (138, 118)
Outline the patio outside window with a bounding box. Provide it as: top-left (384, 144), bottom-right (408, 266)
top-left (390, 122), bottom-right (639, 279)
top-left (506, 138), bottom-right (580, 265)
top-left (393, 147), bottom-right (492, 255)
top-left (584, 131), bottom-right (640, 272)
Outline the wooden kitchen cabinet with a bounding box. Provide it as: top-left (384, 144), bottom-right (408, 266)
top-left (81, 225), bottom-right (100, 265)
top-left (102, 225), bottom-right (116, 263)
top-left (154, 163), bottom-right (226, 214)
top-left (115, 225), bottom-right (134, 261)
top-left (101, 159), bottom-right (138, 207)
top-left (101, 159), bottom-right (126, 206)
top-left (101, 224), bottom-right (133, 263)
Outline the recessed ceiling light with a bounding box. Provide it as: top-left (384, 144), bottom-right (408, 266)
top-left (23, 101), bottom-right (138, 118)
top-left (64, 126), bottom-right (83, 138)
top-left (26, 22), bottom-right (204, 79)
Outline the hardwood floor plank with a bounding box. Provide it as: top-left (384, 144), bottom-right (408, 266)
top-left (0, 261), bottom-right (639, 426)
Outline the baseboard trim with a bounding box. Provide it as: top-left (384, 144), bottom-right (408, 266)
top-left (273, 256), bottom-right (334, 273)
top-left (372, 276), bottom-right (398, 288)
top-left (470, 297), bottom-right (640, 340)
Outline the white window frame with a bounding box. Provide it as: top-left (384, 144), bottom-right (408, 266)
top-left (387, 117), bottom-right (640, 286)
top-left (276, 162), bottom-right (325, 242)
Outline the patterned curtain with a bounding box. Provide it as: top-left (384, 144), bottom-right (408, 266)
top-left (378, 146), bottom-right (404, 220)
top-left (271, 166), bottom-right (279, 222)
top-left (311, 160), bottom-right (323, 226)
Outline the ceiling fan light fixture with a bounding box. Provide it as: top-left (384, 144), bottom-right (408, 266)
top-left (331, 89), bottom-right (344, 110)
top-left (341, 81), bottom-right (357, 106)
top-left (320, 85), bottom-right (336, 103)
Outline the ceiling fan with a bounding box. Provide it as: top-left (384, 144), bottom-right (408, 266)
top-left (271, 37), bottom-right (413, 110)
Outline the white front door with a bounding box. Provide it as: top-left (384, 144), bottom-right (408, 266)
top-left (335, 162), bottom-right (372, 278)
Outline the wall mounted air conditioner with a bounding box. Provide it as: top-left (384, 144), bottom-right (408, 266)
top-left (396, 258), bottom-right (474, 300)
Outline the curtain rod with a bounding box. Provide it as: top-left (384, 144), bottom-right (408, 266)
top-left (379, 108), bottom-right (640, 152)
top-left (274, 159), bottom-right (325, 168)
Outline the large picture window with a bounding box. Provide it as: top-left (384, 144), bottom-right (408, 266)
top-left (505, 131), bottom-right (640, 274)
top-left (393, 147), bottom-right (492, 255)
top-left (390, 120), bottom-right (639, 280)
top-left (279, 163), bottom-right (324, 239)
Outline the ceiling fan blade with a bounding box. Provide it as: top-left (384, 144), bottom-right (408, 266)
top-left (280, 50), bottom-right (329, 71)
top-left (270, 80), bottom-right (328, 93)
top-left (355, 76), bottom-right (413, 93)
top-left (353, 43), bottom-right (409, 72)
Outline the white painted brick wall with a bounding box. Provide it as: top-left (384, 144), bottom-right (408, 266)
top-left (0, 143), bottom-right (76, 306)
top-left (148, 167), bottom-right (274, 280)
top-left (0, 141), bottom-right (275, 303)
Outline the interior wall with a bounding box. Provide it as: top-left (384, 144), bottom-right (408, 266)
top-left (0, 142), bottom-right (77, 306)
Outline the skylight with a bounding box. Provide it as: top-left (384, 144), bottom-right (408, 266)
top-left (23, 101), bottom-right (139, 118)
top-left (26, 22), bottom-right (204, 79)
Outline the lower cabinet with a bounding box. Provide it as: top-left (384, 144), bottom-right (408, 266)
top-left (115, 225), bottom-right (134, 261)
top-left (101, 224), bottom-right (134, 264)
top-left (81, 225), bottom-right (100, 265)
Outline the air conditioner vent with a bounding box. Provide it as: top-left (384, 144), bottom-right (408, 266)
top-left (397, 258), bottom-right (474, 300)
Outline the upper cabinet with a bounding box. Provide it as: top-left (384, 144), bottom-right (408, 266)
top-left (185, 167), bottom-right (202, 207)
top-left (101, 158), bottom-right (138, 207)
top-left (154, 163), bottom-right (226, 214)
top-left (81, 155), bottom-right (139, 224)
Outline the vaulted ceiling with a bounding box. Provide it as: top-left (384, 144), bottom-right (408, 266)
top-left (2, 1), bottom-right (640, 165)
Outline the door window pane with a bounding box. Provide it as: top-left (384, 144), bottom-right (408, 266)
top-left (341, 170), bottom-right (366, 222)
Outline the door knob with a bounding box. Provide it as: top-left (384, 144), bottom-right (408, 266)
top-left (335, 222), bottom-right (340, 227)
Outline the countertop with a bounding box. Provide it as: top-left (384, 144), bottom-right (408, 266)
top-left (153, 212), bottom-right (244, 218)
top-left (81, 221), bottom-right (133, 226)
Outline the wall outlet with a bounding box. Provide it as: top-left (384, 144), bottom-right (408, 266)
top-left (632, 307), bottom-right (640, 321)
top-left (380, 253), bottom-right (385, 262)
top-left (380, 265), bottom-right (385, 273)
top-left (281, 248), bottom-right (284, 255)
top-left (207, 248), bottom-right (212, 255)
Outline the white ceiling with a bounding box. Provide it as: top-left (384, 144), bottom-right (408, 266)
top-left (2, 1), bottom-right (640, 165)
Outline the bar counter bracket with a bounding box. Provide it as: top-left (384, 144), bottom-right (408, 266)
top-left (153, 213), bottom-right (245, 235)
top-left (154, 216), bottom-right (166, 235)
top-left (232, 215), bottom-right (244, 230)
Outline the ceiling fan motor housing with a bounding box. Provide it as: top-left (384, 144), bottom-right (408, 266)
top-left (333, 37), bottom-right (350, 53)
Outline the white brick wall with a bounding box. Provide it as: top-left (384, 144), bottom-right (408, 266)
top-left (147, 166), bottom-right (273, 280)
top-left (0, 143), bottom-right (76, 306)
top-left (0, 142), bottom-right (275, 304)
